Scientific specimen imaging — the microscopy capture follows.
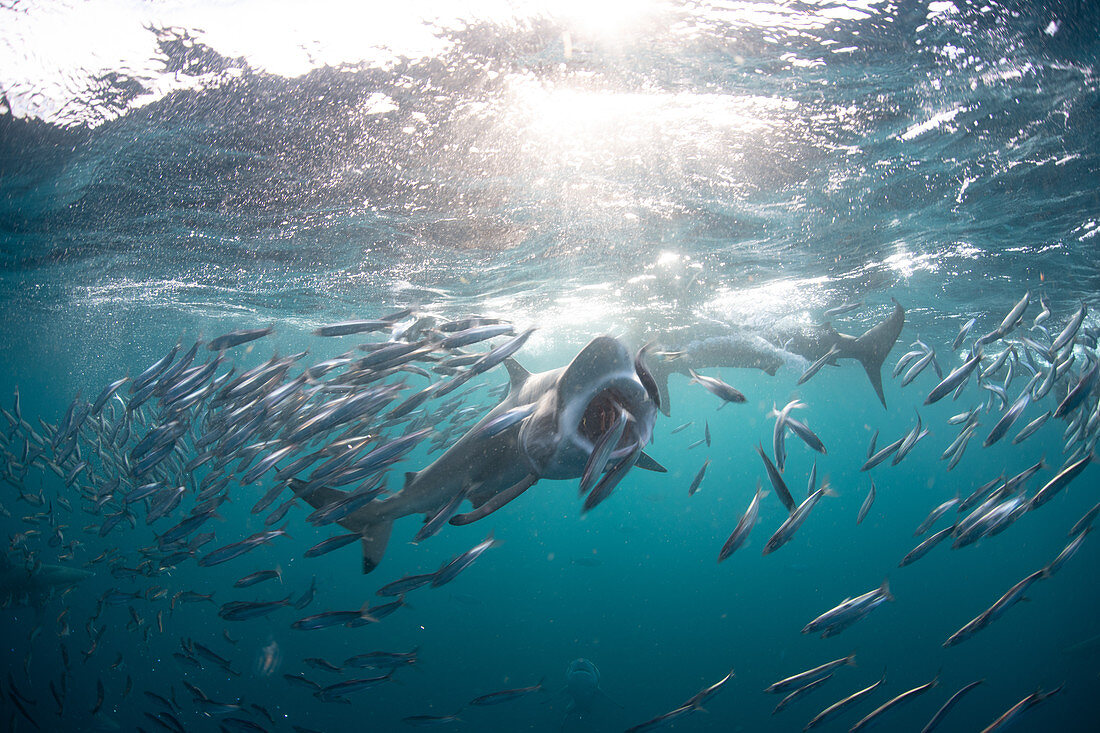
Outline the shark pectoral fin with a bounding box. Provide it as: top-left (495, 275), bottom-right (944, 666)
top-left (636, 451), bottom-right (668, 472)
top-left (655, 371), bottom-right (672, 417)
top-left (450, 474), bottom-right (538, 526)
top-left (465, 480), bottom-right (494, 509)
top-left (644, 356), bottom-right (674, 416)
top-left (360, 523), bottom-right (393, 575)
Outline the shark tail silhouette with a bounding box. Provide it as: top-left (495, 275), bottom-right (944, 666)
top-left (357, 523), bottom-right (394, 574)
top-left (647, 300), bottom-right (904, 414)
top-left (833, 300), bottom-right (905, 409)
top-left (289, 471), bottom-right (544, 573)
top-left (289, 479), bottom-right (394, 574)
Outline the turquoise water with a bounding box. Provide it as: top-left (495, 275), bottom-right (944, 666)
top-left (1, 1), bottom-right (1098, 731)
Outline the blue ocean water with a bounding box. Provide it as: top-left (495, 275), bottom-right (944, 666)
top-left (1, 1), bottom-right (1099, 731)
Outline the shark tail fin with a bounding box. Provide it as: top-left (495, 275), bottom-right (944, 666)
top-left (861, 360), bottom-right (889, 409)
top-left (289, 478), bottom-right (394, 574)
top-left (849, 301), bottom-right (905, 409)
top-left (359, 522), bottom-right (393, 574)
top-left (288, 478), bottom-right (343, 512)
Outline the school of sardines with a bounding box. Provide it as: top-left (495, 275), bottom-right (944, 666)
top-left (0, 292), bottom-right (1095, 732)
top-left (618, 295), bottom-right (1093, 732)
top-left (738, 292), bottom-right (1091, 733)
top-left (0, 312), bottom-right (548, 731)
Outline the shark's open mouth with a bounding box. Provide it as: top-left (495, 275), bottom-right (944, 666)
top-left (516, 336), bottom-right (658, 481)
top-left (578, 387), bottom-right (636, 449)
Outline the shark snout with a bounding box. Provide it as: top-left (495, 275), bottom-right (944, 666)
top-left (517, 335), bottom-right (658, 480)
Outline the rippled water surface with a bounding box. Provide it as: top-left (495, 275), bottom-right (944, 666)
top-left (1, 1), bottom-right (1099, 731)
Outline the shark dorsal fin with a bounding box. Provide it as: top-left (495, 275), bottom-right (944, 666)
top-left (503, 358), bottom-right (531, 395)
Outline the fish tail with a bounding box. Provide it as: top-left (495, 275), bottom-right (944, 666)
top-left (358, 521), bottom-right (394, 574)
top-left (843, 300), bottom-right (906, 408)
top-left (289, 478), bottom-right (394, 573)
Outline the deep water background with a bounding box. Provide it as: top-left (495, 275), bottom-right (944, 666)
top-left (1, 1), bottom-right (1099, 731)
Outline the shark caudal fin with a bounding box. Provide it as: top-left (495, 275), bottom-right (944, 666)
top-left (836, 300), bottom-right (905, 409)
top-left (359, 523), bottom-right (394, 574)
top-left (288, 478), bottom-right (395, 574)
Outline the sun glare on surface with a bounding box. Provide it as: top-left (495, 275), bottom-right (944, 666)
top-left (706, 277), bottom-right (829, 325)
top-left (542, 0), bottom-right (664, 40)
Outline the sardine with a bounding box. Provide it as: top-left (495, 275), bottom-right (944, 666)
top-left (1050, 301), bottom-right (1086, 353)
top-left (920, 679), bottom-right (984, 733)
top-left (208, 326), bottom-right (274, 352)
top-left (687, 459), bottom-right (710, 497)
top-left (899, 525), bottom-right (955, 567)
top-left (688, 369), bottom-right (746, 404)
top-left (764, 653), bottom-right (856, 694)
top-left (804, 671), bottom-right (886, 731)
top-left (754, 443), bottom-right (793, 513)
top-left (719, 483), bottom-right (766, 562)
top-left (850, 673), bottom-right (938, 732)
top-left (953, 317), bottom-right (977, 350)
top-left (764, 485), bottom-right (835, 555)
top-left (856, 481), bottom-right (876, 525)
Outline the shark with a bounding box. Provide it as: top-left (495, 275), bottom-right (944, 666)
top-left (644, 300), bottom-right (906, 414)
top-left (560, 658), bottom-right (620, 728)
top-left (0, 552), bottom-right (93, 609)
top-left (293, 335), bottom-right (661, 574)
